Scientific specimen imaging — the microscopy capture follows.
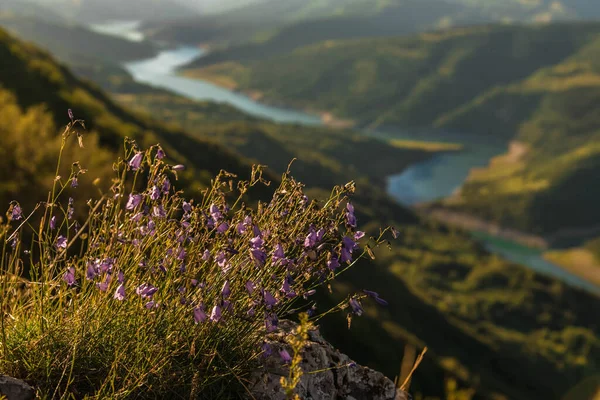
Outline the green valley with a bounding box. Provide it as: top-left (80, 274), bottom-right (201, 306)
top-left (183, 22), bottom-right (600, 253)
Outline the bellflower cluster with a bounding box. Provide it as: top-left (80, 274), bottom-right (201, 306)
top-left (1, 136), bottom-right (394, 398)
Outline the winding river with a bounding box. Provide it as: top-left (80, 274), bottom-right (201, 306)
top-left (90, 21), bottom-right (600, 295)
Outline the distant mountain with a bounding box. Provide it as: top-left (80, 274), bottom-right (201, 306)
top-left (25, 0), bottom-right (199, 23)
top-left (177, 0), bottom-right (267, 13)
top-left (142, 0), bottom-right (474, 46)
top-left (0, 16), bottom-right (157, 66)
top-left (184, 0), bottom-right (468, 67)
top-left (143, 0), bottom-right (600, 48)
top-left (449, 0), bottom-right (600, 20)
top-left (0, 0), bottom-right (64, 23)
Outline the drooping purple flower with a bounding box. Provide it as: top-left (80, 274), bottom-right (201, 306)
top-left (50, 216), bottom-right (57, 230)
top-left (217, 222), bottom-right (229, 234)
top-left (10, 204), bottom-right (22, 221)
top-left (250, 235), bottom-right (264, 249)
top-left (391, 226), bottom-right (399, 239)
top-left (68, 108), bottom-right (74, 120)
top-left (156, 147), bottom-right (165, 160)
top-left (304, 230), bottom-right (317, 248)
top-left (117, 271), bottom-right (125, 284)
top-left (221, 280), bottom-right (231, 299)
top-left (342, 236), bottom-right (357, 251)
top-left (354, 231), bottom-right (366, 241)
top-left (236, 216), bottom-right (252, 235)
top-left (327, 255), bottom-right (340, 271)
top-left (272, 244), bottom-right (285, 263)
top-left (261, 342), bottom-right (273, 357)
top-left (63, 267), bottom-right (76, 286)
top-left (150, 186), bottom-right (161, 201)
top-left (126, 194), bottom-right (142, 211)
top-left (265, 313), bottom-right (278, 332)
top-left (194, 305), bottom-right (207, 323)
top-left (316, 228), bottom-right (325, 242)
top-left (209, 204), bottom-right (222, 221)
top-left (202, 249), bottom-right (211, 261)
top-left (251, 249), bottom-right (267, 266)
top-left (162, 178), bottom-right (171, 194)
top-left (86, 259), bottom-right (98, 280)
top-left (363, 289), bottom-right (388, 306)
top-left (182, 201), bottom-right (192, 214)
top-left (363, 289), bottom-right (379, 298)
top-left (349, 298), bottom-right (363, 316)
top-left (171, 164), bottom-right (185, 171)
top-left (177, 247), bottom-right (187, 261)
top-left (210, 305), bottom-right (222, 322)
top-left (303, 289), bottom-right (317, 299)
top-left (147, 220), bottom-right (156, 235)
top-left (71, 177), bottom-right (78, 188)
top-left (341, 248), bottom-right (352, 264)
top-left (279, 349), bottom-right (292, 364)
top-left (129, 152), bottom-right (143, 171)
top-left (130, 212), bottom-right (144, 223)
top-left (245, 280), bottom-right (256, 295)
top-left (153, 205), bottom-right (166, 218)
top-left (145, 301), bottom-right (158, 309)
top-left (215, 251), bottom-right (230, 272)
top-left (136, 283), bottom-right (158, 299)
top-left (346, 202), bottom-right (357, 228)
top-left (56, 235), bottom-right (67, 249)
top-left (280, 276), bottom-right (296, 298)
top-left (97, 275), bottom-right (111, 292)
top-left (236, 222), bottom-right (246, 235)
top-left (99, 258), bottom-right (115, 274)
top-left (114, 284), bottom-right (126, 301)
top-left (263, 290), bottom-right (277, 309)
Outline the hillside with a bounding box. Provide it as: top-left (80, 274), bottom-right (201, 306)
top-left (183, 22), bottom-right (600, 244)
top-left (3, 25), bottom-right (600, 399)
top-left (0, 15), bottom-right (157, 66)
top-left (141, 0), bottom-right (472, 46)
top-left (182, 23), bottom-right (600, 130)
top-left (436, 24), bottom-right (600, 239)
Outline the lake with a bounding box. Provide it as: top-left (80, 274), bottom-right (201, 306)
top-left (89, 21), bottom-right (600, 296)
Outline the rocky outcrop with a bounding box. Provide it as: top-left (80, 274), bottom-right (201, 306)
top-left (0, 375), bottom-right (35, 400)
top-left (250, 320), bottom-right (411, 400)
top-left (0, 321), bottom-right (410, 400)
